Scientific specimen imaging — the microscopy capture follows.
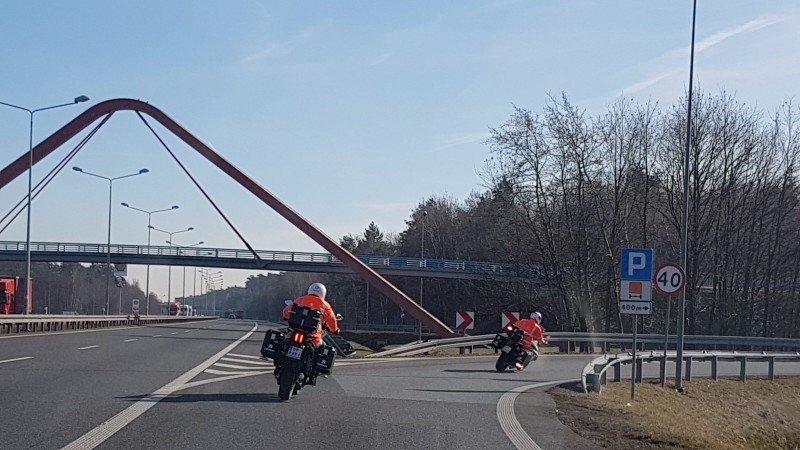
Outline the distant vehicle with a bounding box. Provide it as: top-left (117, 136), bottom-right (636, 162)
top-left (228, 314), bottom-right (236, 319)
top-left (0, 276), bottom-right (28, 314)
top-left (179, 305), bottom-right (194, 316)
top-left (168, 302), bottom-right (181, 316)
top-left (225, 309), bottom-right (245, 319)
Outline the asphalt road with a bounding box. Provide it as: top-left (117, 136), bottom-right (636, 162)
top-left (2, 320), bottom-right (799, 450)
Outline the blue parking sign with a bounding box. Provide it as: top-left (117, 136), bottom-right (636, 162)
top-left (620, 248), bottom-right (654, 281)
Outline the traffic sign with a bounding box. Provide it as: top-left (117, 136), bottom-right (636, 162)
top-left (653, 263), bottom-right (685, 296)
top-left (620, 280), bottom-right (652, 302)
top-left (132, 299), bottom-right (140, 318)
top-left (501, 311), bottom-right (519, 329)
top-left (455, 310), bottom-right (474, 330)
top-left (620, 248), bottom-right (654, 281)
top-left (619, 301), bottom-right (651, 315)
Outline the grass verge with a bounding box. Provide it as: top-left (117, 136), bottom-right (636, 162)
top-left (550, 377), bottom-right (800, 449)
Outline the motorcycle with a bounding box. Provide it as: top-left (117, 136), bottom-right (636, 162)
top-left (490, 324), bottom-right (537, 372)
top-left (260, 303), bottom-right (341, 401)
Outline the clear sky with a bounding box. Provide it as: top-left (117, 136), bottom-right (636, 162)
top-left (1, 1), bottom-right (798, 301)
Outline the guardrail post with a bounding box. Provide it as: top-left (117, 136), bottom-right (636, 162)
top-left (685, 357), bottom-right (693, 381)
top-left (586, 373), bottom-right (602, 393)
top-left (739, 357), bottom-right (747, 382)
top-left (711, 356), bottom-right (718, 380)
top-left (613, 362), bottom-right (621, 382)
top-left (659, 355), bottom-right (667, 386)
top-left (768, 357), bottom-right (775, 381)
top-left (635, 358), bottom-right (643, 383)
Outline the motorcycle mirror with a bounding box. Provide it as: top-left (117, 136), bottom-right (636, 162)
top-left (284, 300), bottom-right (293, 306)
top-left (335, 314), bottom-right (343, 321)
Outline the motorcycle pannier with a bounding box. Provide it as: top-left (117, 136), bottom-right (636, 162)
top-left (260, 329), bottom-right (285, 359)
top-left (287, 304), bottom-right (321, 333)
top-left (314, 345), bottom-right (336, 373)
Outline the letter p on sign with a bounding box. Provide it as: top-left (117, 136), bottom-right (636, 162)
top-left (620, 248), bottom-right (654, 281)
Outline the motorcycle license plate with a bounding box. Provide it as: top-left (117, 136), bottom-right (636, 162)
top-left (287, 345), bottom-right (303, 360)
top-left (502, 345), bottom-right (512, 354)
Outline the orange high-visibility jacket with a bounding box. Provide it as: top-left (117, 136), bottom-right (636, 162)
top-left (282, 294), bottom-right (339, 345)
top-left (514, 318), bottom-right (546, 349)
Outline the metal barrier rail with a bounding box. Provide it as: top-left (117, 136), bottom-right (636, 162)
top-left (581, 350), bottom-right (800, 393)
top-left (0, 240), bottom-right (538, 278)
top-left (0, 314), bottom-right (215, 334)
top-left (368, 332), bottom-right (800, 358)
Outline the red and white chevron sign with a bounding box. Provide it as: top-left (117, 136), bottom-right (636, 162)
top-left (455, 310), bottom-right (474, 330)
top-left (502, 311), bottom-right (520, 329)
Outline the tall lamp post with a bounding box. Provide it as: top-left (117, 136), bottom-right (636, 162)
top-left (73, 166), bottom-right (149, 315)
top-left (419, 210), bottom-right (427, 341)
top-left (0, 95), bottom-right (90, 314)
top-left (166, 240), bottom-right (203, 306)
top-left (121, 202), bottom-right (179, 315)
top-left (149, 225), bottom-right (193, 312)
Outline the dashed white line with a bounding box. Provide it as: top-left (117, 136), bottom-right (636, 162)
top-left (213, 362), bottom-right (265, 370)
top-left (220, 357), bottom-right (271, 366)
top-left (78, 345), bottom-right (99, 350)
top-left (123, 339), bottom-right (138, 343)
top-left (170, 332), bottom-right (179, 335)
top-left (152, 335), bottom-right (162, 338)
top-left (0, 356), bottom-right (33, 364)
top-left (204, 368), bottom-right (265, 376)
top-left (227, 353), bottom-right (261, 359)
top-left (184, 330), bottom-right (191, 333)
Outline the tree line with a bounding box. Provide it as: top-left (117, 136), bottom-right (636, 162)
top-left (6, 90), bottom-right (800, 338)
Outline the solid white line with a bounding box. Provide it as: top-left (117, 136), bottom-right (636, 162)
top-left (496, 379), bottom-right (578, 450)
top-left (220, 357), bottom-right (271, 366)
top-left (62, 323), bottom-right (258, 450)
top-left (0, 356), bottom-right (33, 364)
top-left (78, 345), bottom-right (99, 350)
top-left (123, 339), bottom-right (137, 343)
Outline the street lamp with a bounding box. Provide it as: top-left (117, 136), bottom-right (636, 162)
top-left (73, 166), bottom-right (149, 314)
top-left (0, 95), bottom-right (90, 314)
top-left (149, 225), bottom-right (193, 312)
top-left (166, 239), bottom-right (203, 307)
top-left (121, 202), bottom-right (179, 315)
top-left (419, 210), bottom-right (427, 341)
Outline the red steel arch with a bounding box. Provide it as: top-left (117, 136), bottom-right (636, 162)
top-left (0, 98), bottom-right (454, 337)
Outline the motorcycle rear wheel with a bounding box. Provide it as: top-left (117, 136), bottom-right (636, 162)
top-left (278, 359), bottom-right (298, 401)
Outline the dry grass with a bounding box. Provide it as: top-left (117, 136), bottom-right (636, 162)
top-left (551, 377), bottom-right (800, 450)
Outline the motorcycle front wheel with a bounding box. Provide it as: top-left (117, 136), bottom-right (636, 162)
top-left (495, 353), bottom-right (510, 372)
top-left (278, 359), bottom-right (299, 401)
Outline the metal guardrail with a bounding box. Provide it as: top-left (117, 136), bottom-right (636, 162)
top-left (0, 314), bottom-right (215, 334)
top-left (581, 350), bottom-right (800, 393)
top-left (368, 332), bottom-right (800, 358)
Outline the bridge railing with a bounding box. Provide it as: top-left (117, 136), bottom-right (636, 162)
top-left (0, 240), bottom-right (541, 278)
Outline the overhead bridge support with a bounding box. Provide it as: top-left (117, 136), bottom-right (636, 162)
top-left (0, 99), bottom-right (454, 337)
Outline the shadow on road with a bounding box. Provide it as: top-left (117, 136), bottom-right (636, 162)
top-left (409, 385), bottom-right (553, 394)
top-left (442, 369), bottom-right (501, 374)
top-left (118, 393), bottom-right (283, 403)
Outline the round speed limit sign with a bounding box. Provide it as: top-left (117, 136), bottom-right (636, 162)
top-left (653, 263), bottom-right (686, 296)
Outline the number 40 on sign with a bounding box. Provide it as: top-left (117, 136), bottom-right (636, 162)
top-left (653, 263), bottom-right (685, 296)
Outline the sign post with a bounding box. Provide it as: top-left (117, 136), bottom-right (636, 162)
top-left (620, 248), bottom-right (654, 401)
top-left (653, 263), bottom-right (686, 387)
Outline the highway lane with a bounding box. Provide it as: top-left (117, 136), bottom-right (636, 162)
top-left (0, 319), bottom-right (265, 449)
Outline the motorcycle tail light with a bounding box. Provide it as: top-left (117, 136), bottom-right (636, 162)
top-left (292, 331), bottom-right (306, 344)
top-left (506, 325), bottom-right (514, 331)
top-left (515, 361), bottom-right (524, 369)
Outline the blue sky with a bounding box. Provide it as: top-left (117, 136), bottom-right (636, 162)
top-left (1, 1), bottom-right (798, 300)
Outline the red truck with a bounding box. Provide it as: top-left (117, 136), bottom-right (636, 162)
top-left (0, 277), bottom-right (30, 314)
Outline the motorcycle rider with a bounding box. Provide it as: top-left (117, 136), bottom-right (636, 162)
top-left (512, 312), bottom-right (547, 368)
top-left (281, 282), bottom-right (340, 376)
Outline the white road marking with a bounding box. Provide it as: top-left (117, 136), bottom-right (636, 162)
top-left (123, 339), bottom-right (137, 343)
top-left (496, 379), bottom-right (578, 450)
top-left (170, 332), bottom-right (179, 335)
top-left (213, 362), bottom-right (266, 370)
top-left (0, 356), bottom-right (33, 364)
top-left (204, 368), bottom-right (267, 376)
top-left (63, 323), bottom-right (258, 450)
top-left (78, 345), bottom-right (99, 350)
top-left (152, 335), bottom-right (162, 338)
top-left (227, 353), bottom-right (262, 359)
top-left (184, 330), bottom-right (191, 333)
top-left (220, 357), bottom-right (271, 366)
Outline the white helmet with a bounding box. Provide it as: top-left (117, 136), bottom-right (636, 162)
top-left (307, 283), bottom-right (327, 300)
top-left (530, 312), bottom-right (542, 323)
